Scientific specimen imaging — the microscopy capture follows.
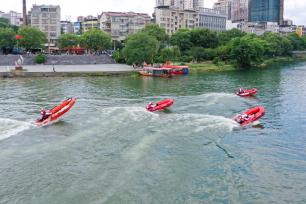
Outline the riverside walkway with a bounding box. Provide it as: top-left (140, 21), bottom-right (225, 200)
top-left (0, 64), bottom-right (135, 77)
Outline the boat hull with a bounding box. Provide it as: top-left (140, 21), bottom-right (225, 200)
top-left (147, 99), bottom-right (174, 112)
top-left (234, 106), bottom-right (265, 127)
top-left (236, 88), bottom-right (257, 97)
top-left (35, 98), bottom-right (77, 127)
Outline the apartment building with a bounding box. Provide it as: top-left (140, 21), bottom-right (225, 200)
top-left (99, 12), bottom-right (151, 42)
top-left (155, 7), bottom-right (199, 35)
top-left (82, 16), bottom-right (99, 33)
top-left (155, 6), bottom-right (226, 35)
top-left (213, 0), bottom-right (232, 20)
top-left (30, 5), bottom-right (61, 44)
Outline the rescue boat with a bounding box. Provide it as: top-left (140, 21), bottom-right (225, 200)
top-left (236, 88), bottom-right (257, 97)
top-left (146, 99), bottom-right (174, 112)
top-left (35, 98), bottom-right (77, 127)
top-left (234, 106), bottom-right (265, 127)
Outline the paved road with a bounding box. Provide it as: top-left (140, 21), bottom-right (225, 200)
top-left (0, 64), bottom-right (134, 73)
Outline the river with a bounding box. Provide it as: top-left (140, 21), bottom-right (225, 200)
top-left (1, 62), bottom-right (306, 203)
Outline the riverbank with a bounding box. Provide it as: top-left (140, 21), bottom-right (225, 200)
top-left (0, 64), bottom-right (134, 78)
top-left (186, 56), bottom-right (306, 73)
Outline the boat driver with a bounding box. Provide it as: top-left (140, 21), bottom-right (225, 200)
top-left (146, 102), bottom-right (155, 111)
top-left (238, 87), bottom-right (245, 94)
top-left (238, 114), bottom-right (250, 123)
top-left (40, 108), bottom-right (52, 121)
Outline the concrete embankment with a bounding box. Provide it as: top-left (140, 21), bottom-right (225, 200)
top-left (0, 54), bottom-right (115, 66)
top-left (0, 64), bottom-right (136, 78)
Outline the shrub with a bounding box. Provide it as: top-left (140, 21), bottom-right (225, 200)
top-left (35, 54), bottom-right (46, 64)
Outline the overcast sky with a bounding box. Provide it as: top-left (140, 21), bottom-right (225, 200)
top-left (0, 0), bottom-right (305, 25)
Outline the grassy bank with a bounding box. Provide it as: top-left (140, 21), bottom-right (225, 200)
top-left (187, 56), bottom-right (306, 73)
top-left (187, 61), bottom-right (235, 73)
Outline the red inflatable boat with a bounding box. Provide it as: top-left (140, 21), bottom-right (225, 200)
top-left (35, 98), bottom-right (77, 127)
top-left (236, 88), bottom-right (257, 97)
top-left (146, 99), bottom-right (174, 112)
top-left (234, 106), bottom-right (265, 127)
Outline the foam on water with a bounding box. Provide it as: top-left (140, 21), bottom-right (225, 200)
top-left (0, 118), bottom-right (32, 141)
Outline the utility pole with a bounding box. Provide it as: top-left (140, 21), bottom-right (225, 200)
top-left (23, 0), bottom-right (27, 26)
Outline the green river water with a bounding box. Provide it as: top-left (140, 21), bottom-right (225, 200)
top-left (1, 62), bottom-right (306, 203)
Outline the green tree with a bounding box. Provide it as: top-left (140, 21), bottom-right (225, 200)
top-left (142, 24), bottom-right (168, 43)
top-left (123, 32), bottom-right (159, 65)
top-left (190, 28), bottom-right (219, 48)
top-left (58, 33), bottom-right (80, 49)
top-left (261, 32), bottom-right (292, 57)
top-left (287, 33), bottom-right (306, 50)
top-left (190, 47), bottom-right (217, 61)
top-left (170, 29), bottom-right (192, 53)
top-left (0, 18), bottom-right (10, 28)
top-left (160, 46), bottom-right (181, 62)
top-left (218, 28), bottom-right (245, 46)
top-left (229, 35), bottom-right (266, 67)
top-left (18, 27), bottom-right (46, 50)
top-left (80, 29), bottom-right (111, 52)
top-left (0, 28), bottom-right (16, 54)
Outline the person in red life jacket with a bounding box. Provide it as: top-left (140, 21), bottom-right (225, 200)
top-left (40, 108), bottom-right (52, 121)
top-left (238, 87), bottom-right (245, 94)
top-left (237, 114), bottom-right (250, 124)
top-left (146, 102), bottom-right (155, 111)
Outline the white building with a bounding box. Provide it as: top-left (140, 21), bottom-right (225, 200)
top-left (99, 12), bottom-right (151, 42)
top-left (0, 11), bottom-right (22, 26)
top-left (30, 5), bottom-right (61, 44)
top-left (155, 7), bottom-right (199, 35)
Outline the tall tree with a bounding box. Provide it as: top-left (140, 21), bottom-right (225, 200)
top-left (123, 32), bottom-right (159, 65)
top-left (190, 28), bottom-right (219, 48)
top-left (229, 35), bottom-right (266, 68)
top-left (142, 24), bottom-right (168, 44)
top-left (18, 27), bottom-right (46, 50)
top-left (170, 29), bottom-right (192, 53)
top-left (0, 18), bottom-right (10, 28)
top-left (80, 29), bottom-right (111, 52)
top-left (218, 28), bottom-right (246, 46)
top-left (0, 28), bottom-right (16, 54)
top-left (58, 33), bottom-right (80, 49)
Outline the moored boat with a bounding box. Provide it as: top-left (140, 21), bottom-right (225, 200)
top-left (162, 64), bottom-right (189, 75)
top-left (139, 67), bottom-right (172, 78)
top-left (234, 106), bottom-right (265, 127)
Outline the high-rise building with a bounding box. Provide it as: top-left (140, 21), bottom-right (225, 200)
top-left (248, 0), bottom-right (284, 25)
top-left (231, 0), bottom-right (248, 22)
top-left (30, 5), bottom-right (61, 44)
top-left (213, 0), bottom-right (232, 20)
top-left (193, 0), bottom-right (204, 11)
top-left (198, 8), bottom-right (227, 32)
top-left (99, 12), bottom-right (151, 42)
top-left (156, 0), bottom-right (173, 7)
top-left (156, 0), bottom-right (202, 11)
